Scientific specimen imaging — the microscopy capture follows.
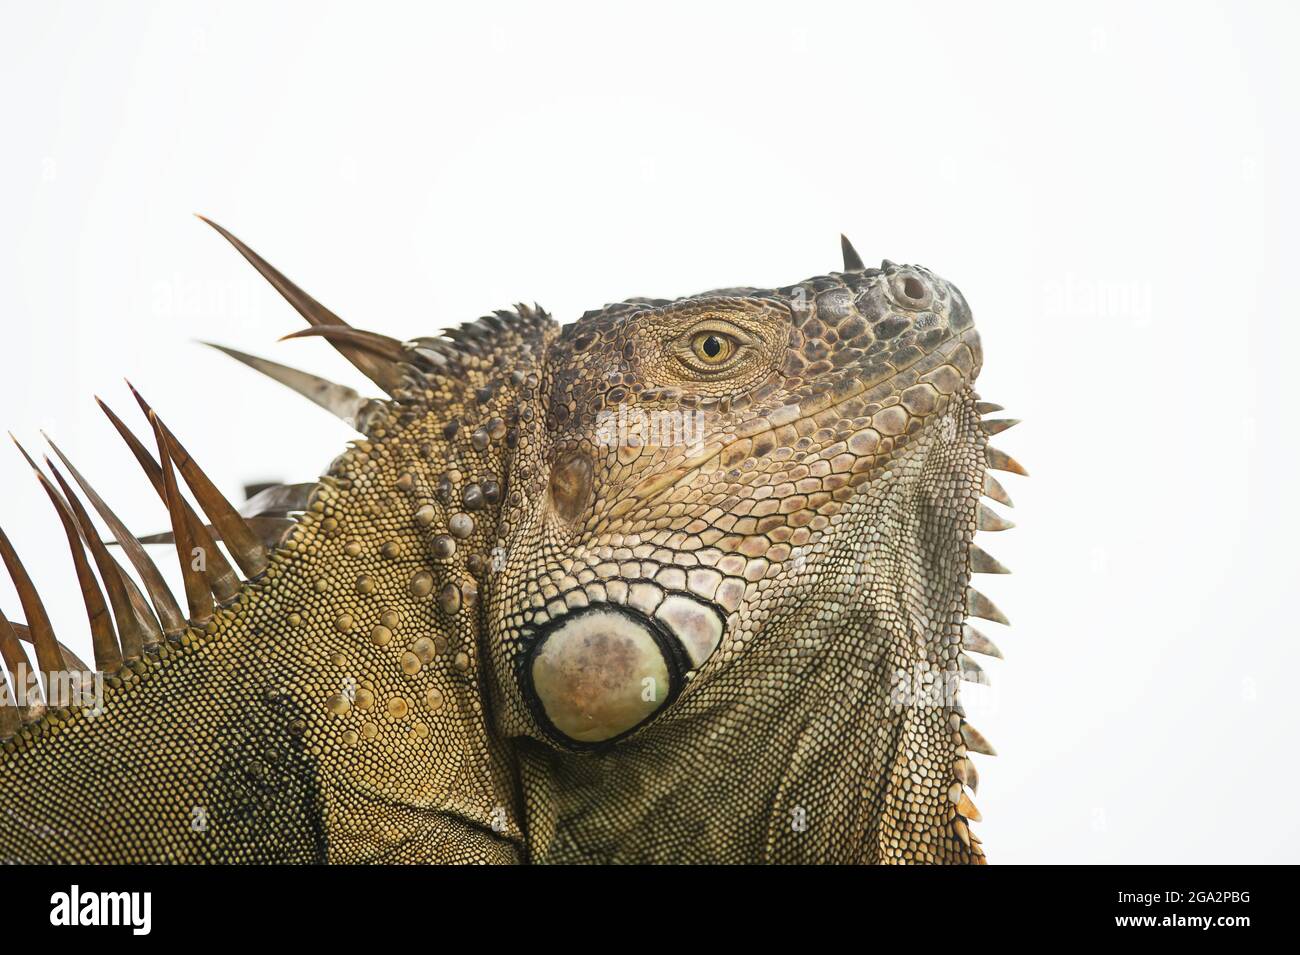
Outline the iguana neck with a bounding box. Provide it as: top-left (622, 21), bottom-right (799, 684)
top-left (233, 410), bottom-right (521, 860)
top-left (516, 391), bottom-right (987, 863)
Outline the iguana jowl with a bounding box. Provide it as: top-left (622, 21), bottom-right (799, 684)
top-left (0, 224), bottom-right (1022, 863)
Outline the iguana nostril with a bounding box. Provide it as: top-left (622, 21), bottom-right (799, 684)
top-left (529, 609), bottom-right (671, 743)
top-left (903, 276), bottom-right (925, 301)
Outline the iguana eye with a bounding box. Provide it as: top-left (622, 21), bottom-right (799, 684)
top-left (692, 332), bottom-right (733, 364)
top-left (648, 300), bottom-right (786, 392)
top-left (678, 326), bottom-right (746, 373)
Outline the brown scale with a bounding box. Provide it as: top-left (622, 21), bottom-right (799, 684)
top-left (0, 227), bottom-right (1019, 863)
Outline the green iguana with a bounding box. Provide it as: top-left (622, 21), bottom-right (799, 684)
top-left (0, 223), bottom-right (1021, 863)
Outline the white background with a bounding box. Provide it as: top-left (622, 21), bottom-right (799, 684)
top-left (1, 0), bottom-right (1296, 864)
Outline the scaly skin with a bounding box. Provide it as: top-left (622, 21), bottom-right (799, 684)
top-left (0, 232), bottom-right (1015, 863)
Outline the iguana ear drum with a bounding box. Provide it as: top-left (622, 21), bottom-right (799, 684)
top-left (526, 607), bottom-right (684, 745)
top-left (546, 450), bottom-right (594, 523)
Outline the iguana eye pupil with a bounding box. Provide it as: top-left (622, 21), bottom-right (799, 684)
top-left (903, 276), bottom-right (925, 300)
top-left (690, 331), bottom-right (734, 364)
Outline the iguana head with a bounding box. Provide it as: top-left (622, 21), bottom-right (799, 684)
top-left (488, 253), bottom-right (980, 742)
top-left (473, 238), bottom-right (1014, 862)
